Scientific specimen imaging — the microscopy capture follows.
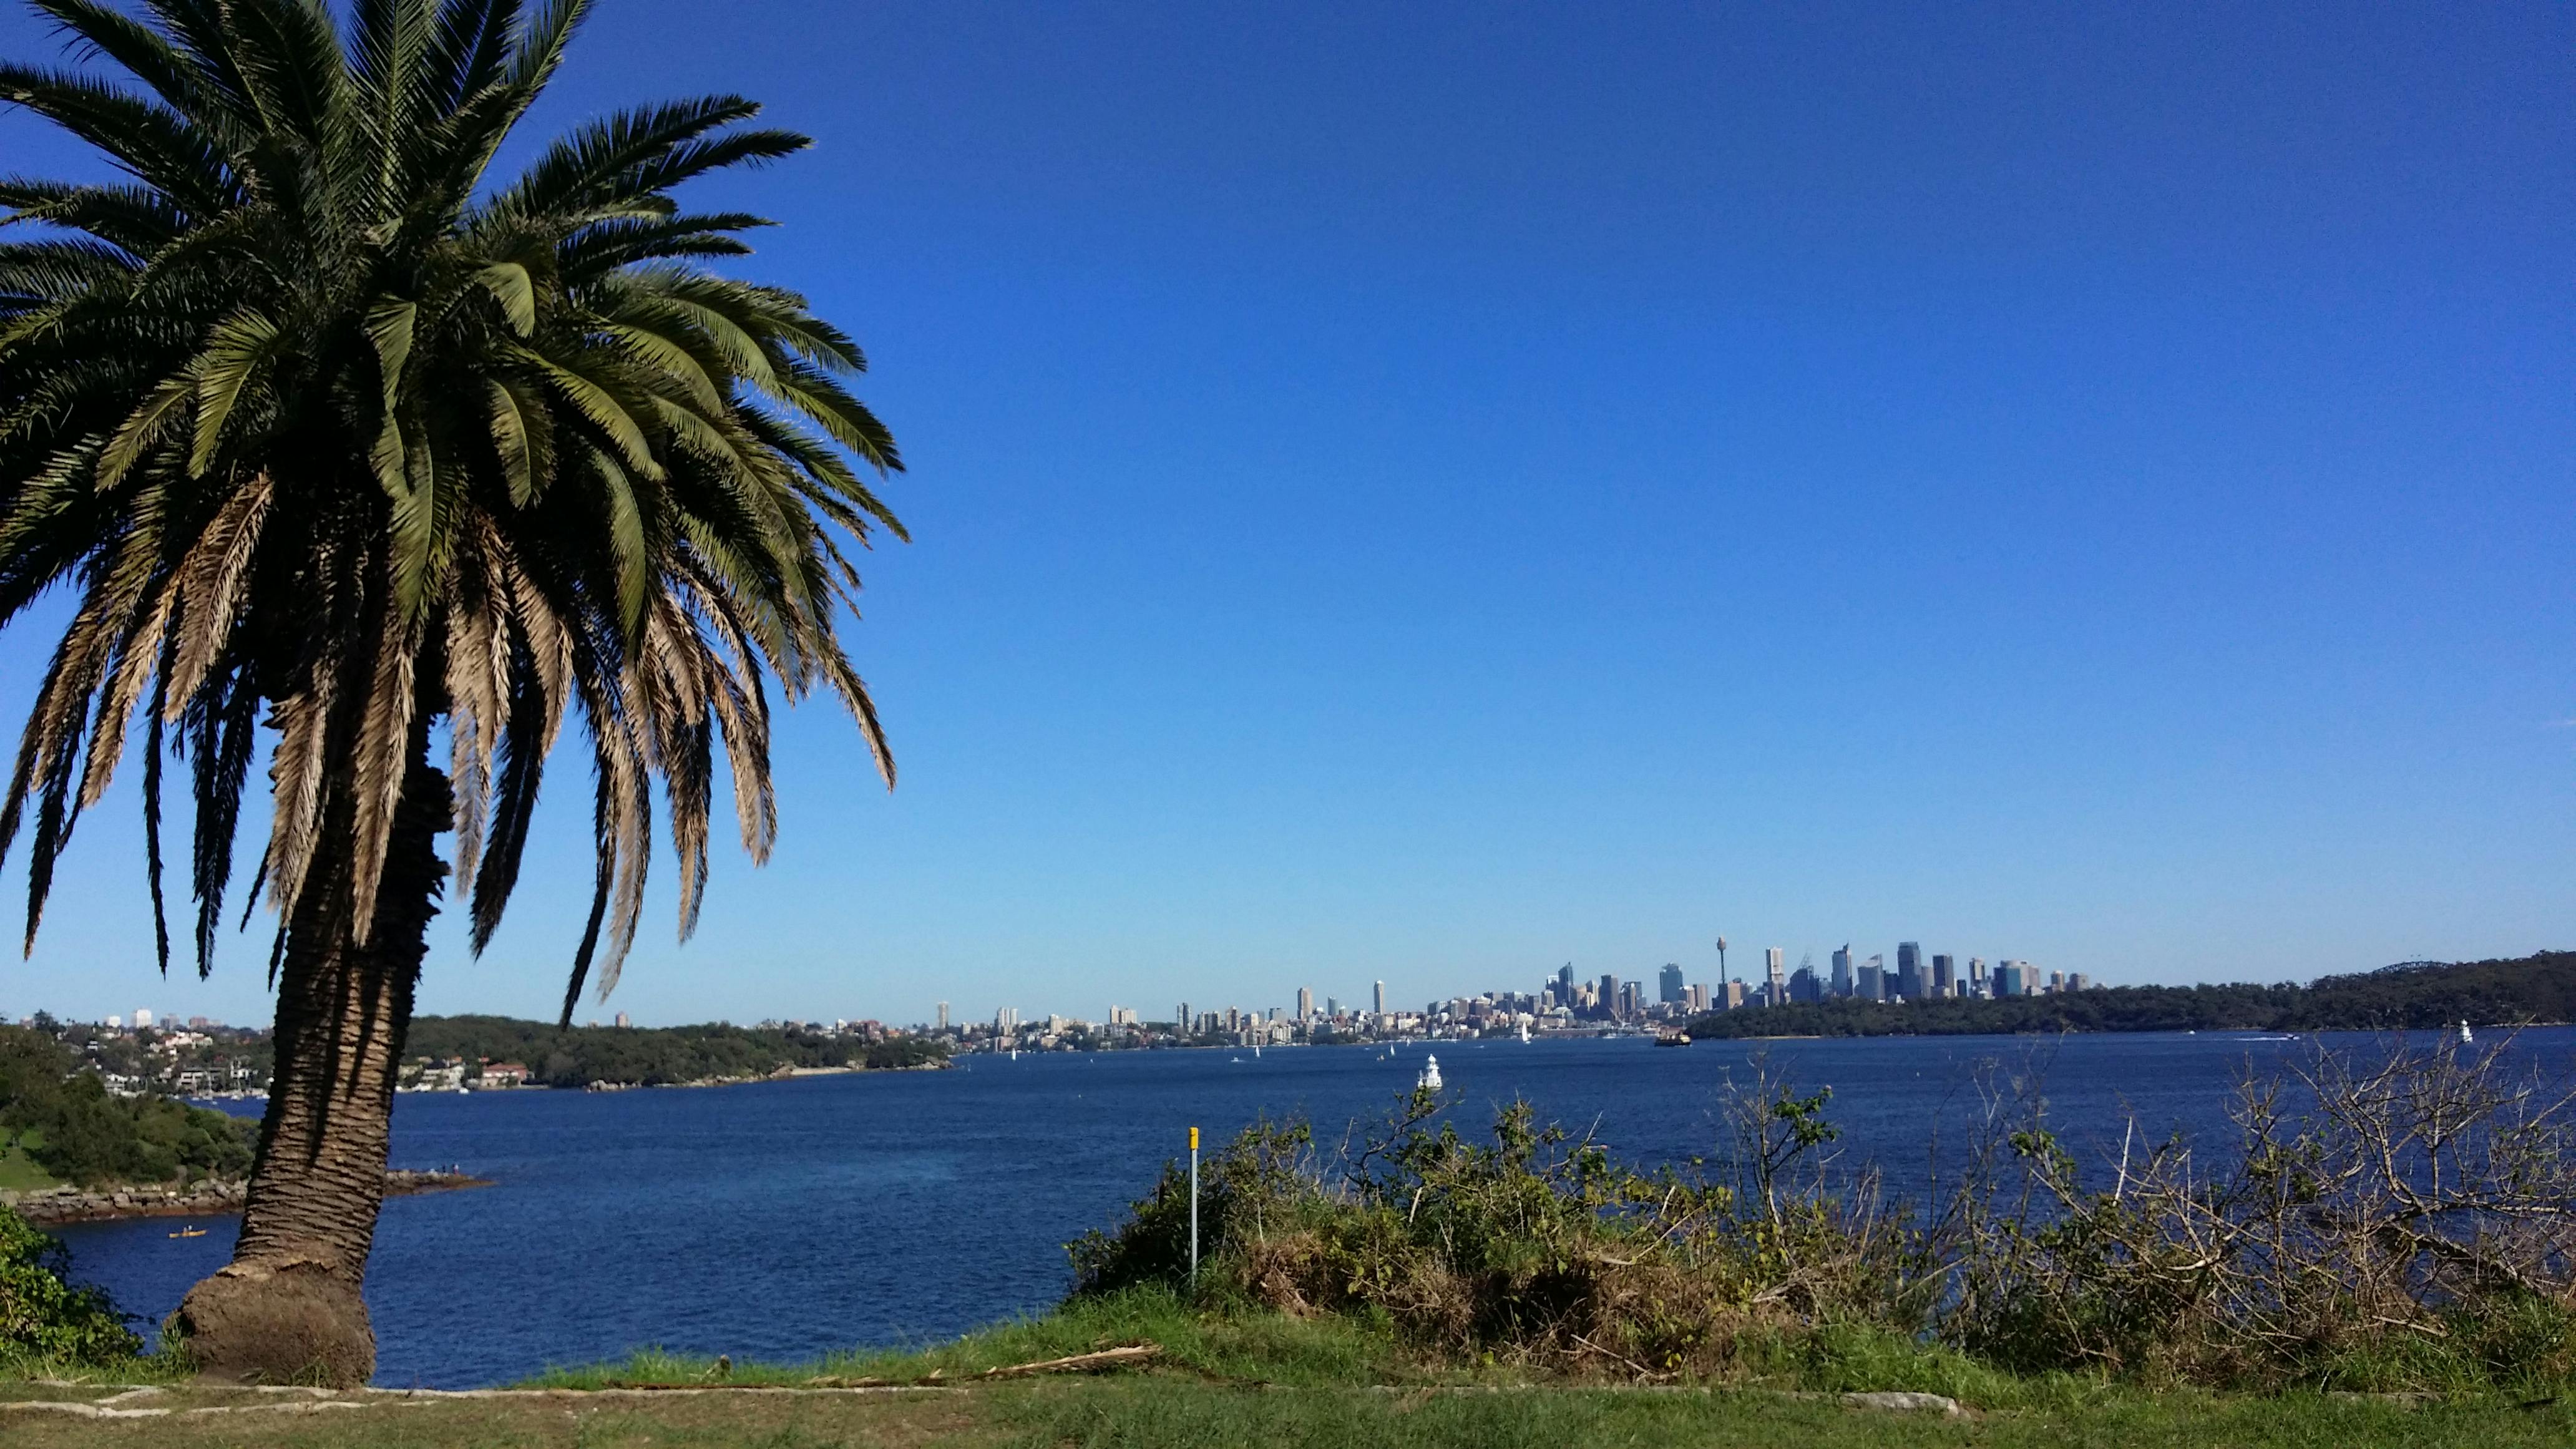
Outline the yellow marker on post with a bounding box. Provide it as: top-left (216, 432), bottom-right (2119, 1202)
top-left (1188, 1126), bottom-right (1201, 1283)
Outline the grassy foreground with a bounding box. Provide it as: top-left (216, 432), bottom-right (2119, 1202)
top-left (7, 1290), bottom-right (2576, 1448)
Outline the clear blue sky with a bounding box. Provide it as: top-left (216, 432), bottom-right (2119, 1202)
top-left (0, 1), bottom-right (2568, 1028)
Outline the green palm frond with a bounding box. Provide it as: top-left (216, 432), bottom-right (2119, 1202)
top-left (0, 0), bottom-right (900, 1013)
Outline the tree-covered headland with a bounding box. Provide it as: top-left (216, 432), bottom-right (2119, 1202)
top-left (1686, 950), bottom-right (2576, 1039)
top-left (404, 1016), bottom-right (949, 1088)
top-left (0, 1028), bottom-right (254, 1189)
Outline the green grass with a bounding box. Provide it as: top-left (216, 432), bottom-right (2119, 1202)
top-left (9, 1292), bottom-right (2576, 1447)
top-left (525, 1286), bottom-right (1433, 1389)
top-left (0, 1129), bottom-right (59, 1191)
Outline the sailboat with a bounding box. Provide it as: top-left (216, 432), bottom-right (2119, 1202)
top-left (1518, 1023), bottom-right (1531, 1044)
top-left (2460, 1020), bottom-right (2474, 1044)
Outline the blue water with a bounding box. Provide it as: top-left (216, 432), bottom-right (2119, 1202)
top-left (47, 1028), bottom-right (2575, 1388)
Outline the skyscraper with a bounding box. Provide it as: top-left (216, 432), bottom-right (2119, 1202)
top-left (1764, 947), bottom-right (1787, 1007)
top-left (1658, 963), bottom-right (1686, 1004)
top-left (1931, 955), bottom-right (1954, 998)
top-left (1599, 973), bottom-right (1619, 1017)
top-left (1830, 945), bottom-right (1854, 998)
top-left (1968, 958), bottom-right (1988, 998)
top-left (1857, 959), bottom-right (1883, 1002)
top-left (1373, 980), bottom-right (1387, 1015)
top-left (935, 1001), bottom-right (950, 1030)
top-left (1896, 942), bottom-right (1923, 1001)
top-left (1558, 962), bottom-right (1576, 993)
top-left (1175, 1002), bottom-right (1191, 1032)
top-left (1297, 987), bottom-right (1314, 1020)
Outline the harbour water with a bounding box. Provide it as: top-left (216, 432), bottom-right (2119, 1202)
top-left (50, 1028), bottom-right (2575, 1388)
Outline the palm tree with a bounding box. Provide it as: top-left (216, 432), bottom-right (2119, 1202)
top-left (0, 0), bottom-right (901, 1383)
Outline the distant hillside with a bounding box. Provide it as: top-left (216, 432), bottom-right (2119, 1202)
top-left (0, 1027), bottom-right (255, 1189)
top-left (404, 1016), bottom-right (948, 1088)
top-left (1684, 950), bottom-right (2576, 1040)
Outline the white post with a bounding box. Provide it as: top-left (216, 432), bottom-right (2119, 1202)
top-left (1188, 1125), bottom-right (1201, 1283)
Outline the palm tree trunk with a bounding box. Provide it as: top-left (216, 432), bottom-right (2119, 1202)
top-left (172, 743), bottom-right (450, 1387)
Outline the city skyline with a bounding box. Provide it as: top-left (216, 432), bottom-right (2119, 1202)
top-left (0, 930), bottom-right (2381, 1029)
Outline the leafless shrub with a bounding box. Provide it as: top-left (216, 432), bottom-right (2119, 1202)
top-left (1946, 1032), bottom-right (2576, 1387)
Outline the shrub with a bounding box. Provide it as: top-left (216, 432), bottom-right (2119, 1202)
top-left (0, 1206), bottom-right (137, 1364)
top-left (1072, 1079), bottom-right (1936, 1377)
top-left (1944, 1033), bottom-right (2576, 1391)
top-left (1073, 1037), bottom-right (2576, 1395)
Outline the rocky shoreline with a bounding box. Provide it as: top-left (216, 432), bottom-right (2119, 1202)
top-left (2, 1168), bottom-right (489, 1226)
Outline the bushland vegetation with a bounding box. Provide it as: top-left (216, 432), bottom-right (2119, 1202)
top-left (406, 1015), bottom-right (949, 1088)
top-left (1689, 950), bottom-right (2576, 1038)
top-left (0, 1207), bottom-right (135, 1366)
top-left (0, 1028), bottom-right (254, 1188)
top-left (1075, 1032), bottom-right (2576, 1395)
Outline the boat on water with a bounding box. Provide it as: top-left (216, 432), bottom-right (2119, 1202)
top-left (2461, 1020), bottom-right (2474, 1044)
top-left (1519, 1023), bottom-right (1531, 1044)
top-left (168, 1226), bottom-right (206, 1239)
top-left (1654, 1030), bottom-right (1691, 1048)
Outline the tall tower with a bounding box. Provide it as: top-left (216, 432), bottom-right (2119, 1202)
top-left (1897, 942), bottom-right (1923, 1000)
top-left (1373, 980), bottom-right (1387, 1015)
top-left (1658, 963), bottom-right (1686, 1004)
top-left (1297, 986), bottom-right (1314, 1020)
top-left (1830, 945), bottom-right (1853, 998)
top-left (1764, 947), bottom-right (1786, 1005)
top-left (935, 1001), bottom-right (950, 1030)
top-left (1931, 955), bottom-right (1954, 998)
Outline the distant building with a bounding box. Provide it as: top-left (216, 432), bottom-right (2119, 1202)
top-left (1721, 980), bottom-right (1747, 1010)
top-left (1687, 983), bottom-right (1710, 1013)
top-left (1373, 980), bottom-right (1387, 1015)
top-left (1968, 957), bottom-right (1988, 998)
top-left (134, 1008), bottom-right (154, 1029)
top-left (1764, 948), bottom-right (1787, 1006)
top-left (1830, 945), bottom-right (1854, 998)
top-left (615, 1012), bottom-right (631, 1028)
top-left (1297, 987), bottom-right (1314, 1020)
top-left (1790, 965), bottom-right (1822, 1003)
top-left (1325, 996), bottom-right (1340, 1018)
top-left (935, 1002), bottom-right (949, 1030)
top-left (2069, 973), bottom-right (2092, 991)
top-left (1896, 943), bottom-right (1924, 1002)
top-left (105, 1015), bottom-right (120, 1030)
top-left (1996, 961), bottom-right (2029, 997)
top-left (1174, 1002), bottom-right (1191, 1032)
top-left (2047, 969), bottom-right (2064, 993)
top-left (1857, 961), bottom-right (1883, 1001)
top-left (1658, 963), bottom-right (1686, 1004)
top-left (994, 1006), bottom-right (1019, 1033)
top-left (481, 1061), bottom-right (531, 1087)
top-left (1931, 955), bottom-right (1954, 998)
